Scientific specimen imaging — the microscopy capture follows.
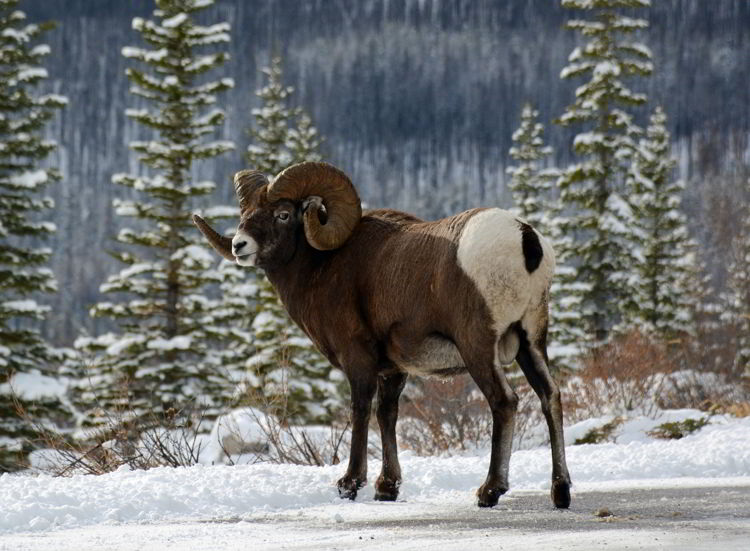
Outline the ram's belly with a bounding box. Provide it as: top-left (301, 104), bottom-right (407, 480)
top-left (395, 336), bottom-right (466, 378)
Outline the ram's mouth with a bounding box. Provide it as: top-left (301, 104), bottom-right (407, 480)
top-left (234, 252), bottom-right (257, 266)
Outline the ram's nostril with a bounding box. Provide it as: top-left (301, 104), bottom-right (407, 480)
top-left (233, 241), bottom-right (247, 252)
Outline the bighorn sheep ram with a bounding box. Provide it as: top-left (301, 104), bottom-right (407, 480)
top-left (194, 162), bottom-right (571, 508)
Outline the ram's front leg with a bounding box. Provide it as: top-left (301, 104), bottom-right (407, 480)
top-left (337, 370), bottom-right (377, 500)
top-left (374, 371), bottom-right (407, 501)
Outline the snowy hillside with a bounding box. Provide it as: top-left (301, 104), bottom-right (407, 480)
top-left (2, 409), bottom-right (749, 549)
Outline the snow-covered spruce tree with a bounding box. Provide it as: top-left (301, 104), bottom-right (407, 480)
top-left (0, 1), bottom-right (68, 471)
top-left (555, 0), bottom-right (653, 344)
top-left (626, 106), bottom-right (699, 340)
top-left (242, 56), bottom-right (342, 423)
top-left (505, 104), bottom-right (582, 373)
top-left (506, 103), bottom-right (558, 229)
top-left (286, 112), bottom-right (323, 164)
top-left (725, 177), bottom-right (750, 377)
top-left (74, 0), bottom-right (242, 429)
top-left (245, 55), bottom-right (323, 171)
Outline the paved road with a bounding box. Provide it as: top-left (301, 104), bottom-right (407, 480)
top-left (4, 485), bottom-right (749, 550)
top-left (304, 485), bottom-right (750, 550)
top-left (355, 485), bottom-right (750, 533)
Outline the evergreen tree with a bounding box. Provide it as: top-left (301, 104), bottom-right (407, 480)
top-left (627, 106), bottom-right (698, 340)
top-left (505, 104), bottom-right (583, 372)
top-left (74, 0), bottom-right (240, 429)
top-left (506, 103), bottom-right (557, 229)
top-left (245, 55), bottom-right (323, 172)
top-left (242, 56), bottom-right (342, 423)
top-left (556, 0), bottom-right (653, 343)
top-left (0, 0), bottom-right (68, 470)
top-left (286, 112), bottom-right (323, 163)
top-left (726, 177), bottom-right (750, 377)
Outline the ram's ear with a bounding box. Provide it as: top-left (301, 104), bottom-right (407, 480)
top-left (193, 214), bottom-right (235, 261)
top-left (302, 196), bottom-right (328, 225)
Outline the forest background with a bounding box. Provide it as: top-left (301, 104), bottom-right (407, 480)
top-left (21, 0), bottom-right (750, 344)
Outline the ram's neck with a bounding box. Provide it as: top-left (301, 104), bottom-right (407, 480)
top-left (263, 243), bottom-right (322, 326)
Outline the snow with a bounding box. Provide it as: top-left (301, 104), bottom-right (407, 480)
top-left (252, 311), bottom-right (279, 330)
top-left (171, 245), bottom-right (214, 265)
top-left (593, 60), bottom-right (620, 78)
top-left (117, 262), bottom-right (152, 280)
top-left (30, 44), bottom-right (50, 56)
top-left (1, 299), bottom-right (44, 313)
top-left (1, 27), bottom-right (28, 41)
top-left (0, 409), bottom-right (748, 541)
top-left (39, 93), bottom-right (69, 106)
top-left (15, 67), bottom-right (48, 82)
top-left (105, 335), bottom-right (146, 356)
top-left (0, 370), bottom-right (67, 400)
top-left (162, 13), bottom-right (188, 28)
top-left (185, 54), bottom-right (220, 73)
top-left (121, 47), bottom-right (168, 62)
top-left (8, 169), bottom-right (48, 189)
top-left (146, 335), bottom-right (192, 351)
top-left (202, 205), bottom-right (237, 218)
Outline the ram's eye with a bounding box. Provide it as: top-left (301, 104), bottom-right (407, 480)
top-left (276, 211), bottom-right (290, 221)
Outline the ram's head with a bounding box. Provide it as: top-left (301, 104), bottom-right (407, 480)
top-left (193, 162), bottom-right (362, 269)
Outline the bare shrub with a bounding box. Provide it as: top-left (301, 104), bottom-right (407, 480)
top-left (210, 405), bottom-right (350, 467)
top-left (562, 331), bottom-right (676, 421)
top-left (29, 404), bottom-right (209, 476)
top-left (658, 369), bottom-right (750, 412)
top-left (510, 384), bottom-right (548, 451)
top-left (396, 372), bottom-right (569, 454)
top-left (397, 375), bottom-right (492, 455)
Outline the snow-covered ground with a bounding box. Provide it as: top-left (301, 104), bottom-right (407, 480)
top-left (2, 409), bottom-right (749, 549)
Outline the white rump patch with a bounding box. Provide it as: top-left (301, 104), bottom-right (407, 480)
top-left (456, 208), bottom-right (532, 341)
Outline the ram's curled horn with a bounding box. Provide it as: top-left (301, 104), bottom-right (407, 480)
top-left (267, 162), bottom-right (362, 251)
top-left (192, 214), bottom-right (235, 261)
top-left (235, 169), bottom-right (269, 211)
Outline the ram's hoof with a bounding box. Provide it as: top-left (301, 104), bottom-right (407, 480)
top-left (374, 475), bottom-right (401, 501)
top-left (476, 483), bottom-right (508, 508)
top-left (551, 478), bottom-right (571, 509)
top-left (337, 476), bottom-right (365, 500)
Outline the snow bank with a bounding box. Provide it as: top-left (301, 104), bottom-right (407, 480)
top-left (0, 370), bottom-right (67, 400)
top-left (1, 412), bottom-right (749, 535)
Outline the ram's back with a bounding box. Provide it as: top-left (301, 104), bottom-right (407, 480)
top-left (348, 207), bottom-right (554, 338)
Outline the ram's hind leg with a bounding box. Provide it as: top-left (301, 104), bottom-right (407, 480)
top-left (461, 332), bottom-right (518, 508)
top-left (514, 321), bottom-right (571, 509)
top-left (374, 371), bottom-right (408, 501)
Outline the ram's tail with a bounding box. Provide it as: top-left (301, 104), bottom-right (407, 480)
top-left (518, 221), bottom-right (544, 273)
